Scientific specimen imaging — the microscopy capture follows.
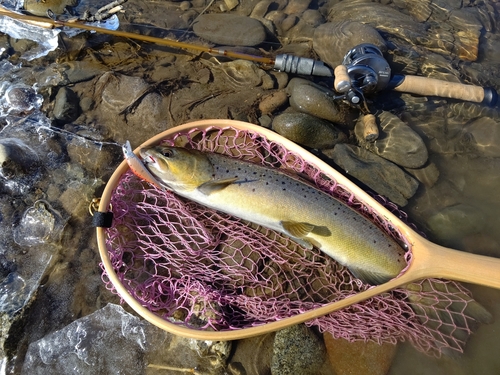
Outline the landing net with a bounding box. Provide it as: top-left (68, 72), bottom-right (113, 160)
top-left (101, 125), bottom-right (481, 357)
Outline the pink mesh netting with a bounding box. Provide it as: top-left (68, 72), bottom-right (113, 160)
top-left (101, 126), bottom-right (482, 357)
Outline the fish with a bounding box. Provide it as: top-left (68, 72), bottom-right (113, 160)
top-left (139, 145), bottom-right (407, 285)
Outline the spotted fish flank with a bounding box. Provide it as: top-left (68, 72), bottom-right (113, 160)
top-left (139, 146), bottom-right (407, 285)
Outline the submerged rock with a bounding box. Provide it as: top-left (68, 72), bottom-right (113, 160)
top-left (0, 138), bottom-right (39, 179)
top-left (461, 117), bottom-right (500, 157)
top-left (272, 112), bottom-right (347, 149)
top-left (53, 87), bottom-right (80, 124)
top-left (427, 203), bottom-right (484, 245)
top-left (323, 333), bottom-right (397, 375)
top-left (193, 14), bottom-right (267, 46)
top-left (313, 21), bottom-right (386, 68)
top-left (271, 324), bottom-right (330, 375)
top-left (357, 111), bottom-right (428, 169)
top-left (329, 143), bottom-right (419, 206)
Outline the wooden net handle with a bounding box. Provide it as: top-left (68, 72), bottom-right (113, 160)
top-left (392, 75), bottom-right (496, 105)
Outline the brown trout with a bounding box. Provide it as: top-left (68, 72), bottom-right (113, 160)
top-left (139, 145), bottom-right (407, 285)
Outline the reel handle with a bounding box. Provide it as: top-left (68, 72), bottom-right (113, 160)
top-left (391, 75), bottom-right (498, 106)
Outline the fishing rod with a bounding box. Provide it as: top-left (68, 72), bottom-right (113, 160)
top-left (0, 7), bottom-right (497, 111)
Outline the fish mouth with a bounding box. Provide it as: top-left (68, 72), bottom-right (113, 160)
top-left (139, 148), bottom-right (157, 165)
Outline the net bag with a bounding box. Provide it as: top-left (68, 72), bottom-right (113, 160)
top-left (96, 119), bottom-right (484, 357)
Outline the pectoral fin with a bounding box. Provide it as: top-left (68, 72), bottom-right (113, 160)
top-left (198, 178), bottom-right (239, 195)
top-left (281, 221), bottom-right (315, 249)
top-left (348, 266), bottom-right (392, 285)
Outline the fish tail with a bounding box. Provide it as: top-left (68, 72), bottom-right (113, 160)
top-left (404, 279), bottom-right (491, 355)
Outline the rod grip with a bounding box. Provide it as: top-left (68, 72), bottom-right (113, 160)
top-left (392, 75), bottom-right (498, 106)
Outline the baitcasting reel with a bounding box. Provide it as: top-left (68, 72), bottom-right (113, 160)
top-left (273, 43), bottom-right (497, 107)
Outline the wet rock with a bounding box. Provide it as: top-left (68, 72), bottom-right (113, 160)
top-left (271, 324), bottom-right (330, 375)
top-left (287, 78), bottom-right (356, 126)
top-left (215, 60), bottom-right (274, 89)
top-left (358, 111), bottom-right (428, 169)
top-left (259, 90), bottom-right (288, 114)
top-left (66, 139), bottom-right (118, 177)
top-left (427, 203), bottom-right (484, 245)
top-left (324, 333), bottom-right (397, 375)
top-left (460, 117), bottom-right (500, 157)
top-left (0, 138), bottom-right (39, 179)
top-left (405, 161), bottom-right (440, 188)
top-left (272, 112), bottom-right (347, 149)
top-left (313, 21), bottom-right (386, 68)
top-left (193, 14), bottom-right (267, 46)
top-left (53, 87), bottom-right (80, 124)
top-left (327, 1), bottom-right (427, 47)
top-left (329, 143), bottom-right (419, 206)
top-left (229, 333), bottom-right (274, 375)
top-left (2, 83), bottom-right (42, 116)
top-left (93, 72), bottom-right (170, 144)
top-left (283, 0), bottom-right (311, 15)
top-left (24, 0), bottom-right (77, 16)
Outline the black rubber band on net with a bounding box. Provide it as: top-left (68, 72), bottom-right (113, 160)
top-left (92, 211), bottom-right (114, 228)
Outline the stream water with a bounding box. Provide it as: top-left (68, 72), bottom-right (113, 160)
top-left (1, 0), bottom-right (500, 374)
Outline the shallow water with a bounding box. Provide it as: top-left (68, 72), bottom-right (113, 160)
top-left (1, 0), bottom-right (500, 374)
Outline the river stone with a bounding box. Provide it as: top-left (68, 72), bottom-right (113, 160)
top-left (329, 143), bottom-right (419, 206)
top-left (271, 324), bottom-right (329, 375)
top-left (0, 138), bottom-right (40, 179)
top-left (192, 14), bottom-right (267, 46)
top-left (313, 21), bottom-right (386, 68)
top-left (272, 112), bottom-right (347, 149)
top-left (53, 87), bottom-right (80, 124)
top-left (287, 78), bottom-right (356, 127)
top-left (405, 161), bottom-right (440, 188)
top-left (427, 203), bottom-right (484, 244)
top-left (323, 333), bottom-right (397, 375)
top-left (259, 90), bottom-right (288, 114)
top-left (359, 111), bottom-right (428, 169)
top-left (461, 117), bottom-right (500, 157)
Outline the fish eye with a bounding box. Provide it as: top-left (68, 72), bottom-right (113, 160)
top-left (161, 149), bottom-right (174, 158)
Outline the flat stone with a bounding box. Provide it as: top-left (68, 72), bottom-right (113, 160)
top-left (329, 143), bottom-right (419, 206)
top-left (313, 21), bottom-right (386, 68)
top-left (360, 111), bottom-right (428, 169)
top-left (259, 90), bottom-right (289, 114)
top-left (193, 14), bottom-right (267, 46)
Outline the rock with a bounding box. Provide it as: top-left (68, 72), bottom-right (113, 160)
top-left (359, 111), bottom-right (428, 169)
top-left (329, 143), bottom-right (419, 206)
top-left (0, 138), bottom-right (40, 179)
top-left (286, 78), bottom-right (356, 126)
top-left (272, 112), bottom-right (347, 149)
top-left (259, 90), bottom-right (288, 114)
top-left (193, 14), bottom-right (267, 46)
top-left (229, 333), bottom-right (275, 375)
top-left (427, 203), bottom-right (484, 245)
top-left (313, 21), bottom-right (386, 68)
top-left (271, 324), bottom-right (330, 375)
top-left (323, 333), bottom-right (397, 375)
top-left (24, 0), bottom-right (77, 16)
top-left (460, 117), bottom-right (500, 157)
top-left (283, 0), bottom-right (311, 15)
top-left (3, 84), bottom-right (42, 115)
top-left (66, 138), bottom-right (118, 177)
top-left (405, 161), bottom-right (440, 188)
top-left (215, 60), bottom-right (274, 89)
top-left (53, 87), bottom-right (80, 124)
